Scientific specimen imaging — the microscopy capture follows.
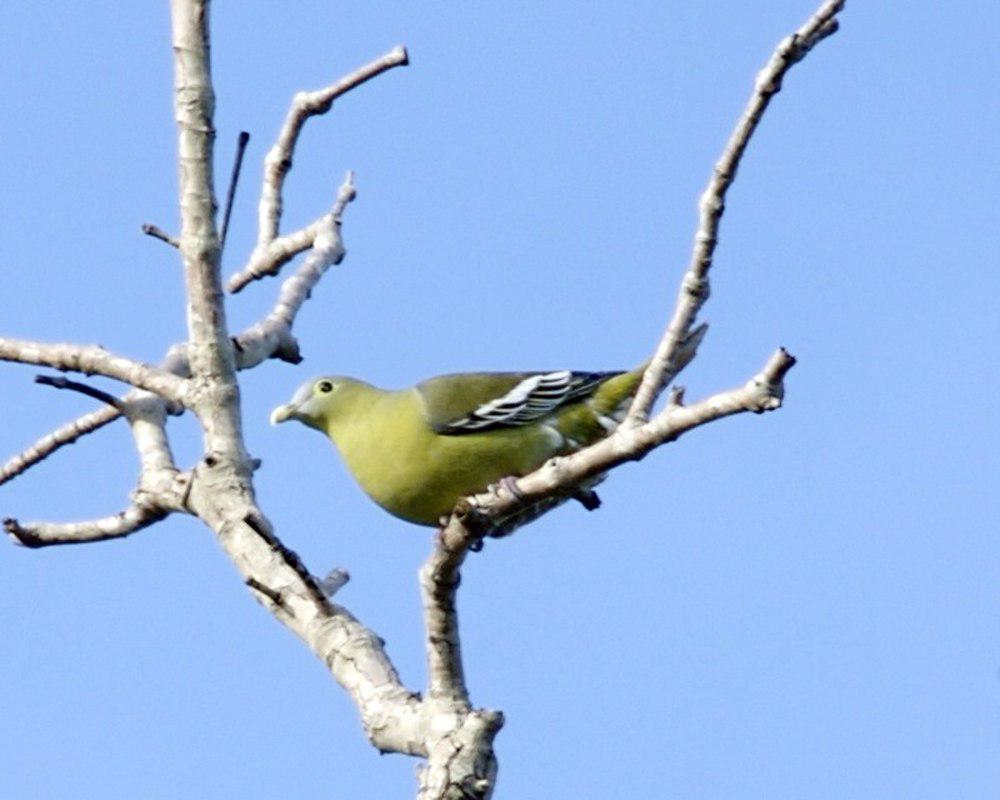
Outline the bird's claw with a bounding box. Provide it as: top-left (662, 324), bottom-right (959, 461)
top-left (497, 475), bottom-right (527, 503)
top-left (572, 487), bottom-right (601, 511)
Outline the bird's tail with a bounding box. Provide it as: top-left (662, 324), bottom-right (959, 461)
top-left (596, 322), bottom-right (708, 421)
top-left (589, 362), bottom-right (648, 423)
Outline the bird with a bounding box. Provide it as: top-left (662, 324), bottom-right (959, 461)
top-left (270, 366), bottom-right (647, 526)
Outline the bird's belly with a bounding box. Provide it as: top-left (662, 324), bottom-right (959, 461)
top-left (339, 426), bottom-right (562, 526)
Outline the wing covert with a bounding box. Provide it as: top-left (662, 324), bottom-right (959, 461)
top-left (420, 370), bottom-right (623, 435)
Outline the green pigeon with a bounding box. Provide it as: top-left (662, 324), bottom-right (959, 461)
top-left (271, 366), bottom-right (646, 526)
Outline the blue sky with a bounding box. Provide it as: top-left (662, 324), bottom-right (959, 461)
top-left (1, 2), bottom-right (998, 798)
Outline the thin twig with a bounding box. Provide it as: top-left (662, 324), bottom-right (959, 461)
top-left (0, 405), bottom-right (120, 486)
top-left (0, 337), bottom-right (188, 404)
top-left (34, 374), bottom-right (126, 411)
top-left (246, 576), bottom-right (287, 609)
top-left (229, 171), bottom-right (355, 299)
top-left (141, 223), bottom-right (180, 248)
top-left (257, 45), bottom-right (406, 246)
top-left (220, 130), bottom-right (250, 251)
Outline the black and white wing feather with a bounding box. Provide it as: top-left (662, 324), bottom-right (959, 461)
top-left (420, 370), bottom-right (622, 435)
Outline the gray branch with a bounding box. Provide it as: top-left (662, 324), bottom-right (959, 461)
top-left (416, 7), bottom-right (844, 793)
top-left (33, 374), bottom-right (125, 410)
top-left (629, 0), bottom-right (845, 419)
top-left (229, 172), bottom-right (355, 325)
top-left (1, 216), bottom-right (357, 485)
top-left (442, 349), bottom-right (795, 541)
top-left (228, 46), bottom-right (407, 293)
top-left (5, 503), bottom-right (169, 548)
top-left (0, 338), bottom-right (188, 404)
top-left (141, 223), bottom-right (180, 248)
top-left (0, 404), bottom-right (120, 487)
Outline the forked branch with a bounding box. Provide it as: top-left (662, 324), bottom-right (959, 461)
top-left (0, 338), bottom-right (187, 404)
top-left (629, 0), bottom-right (845, 419)
top-left (1, 183), bottom-right (354, 488)
top-left (419, 2), bottom-right (845, 765)
top-left (229, 46), bottom-right (407, 293)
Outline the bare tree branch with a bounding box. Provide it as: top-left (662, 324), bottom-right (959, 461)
top-left (168, 0), bottom-right (434, 767)
top-left (172, 0), bottom-right (251, 474)
top-left (414, 347), bottom-right (795, 795)
top-left (410, 17), bottom-right (843, 779)
top-left (228, 170), bottom-right (355, 295)
top-left (629, 0), bottom-right (845, 419)
top-left (229, 46), bottom-right (407, 294)
top-left (220, 130), bottom-right (251, 250)
top-left (416, 709), bottom-right (503, 800)
top-left (409, 347), bottom-right (793, 718)
top-left (34, 374), bottom-right (126, 410)
top-left (0, 338), bottom-right (188, 403)
top-left (421, 538), bottom-right (475, 705)
top-left (4, 503), bottom-right (169, 548)
top-left (0, 346), bottom-right (189, 487)
top-left (257, 46), bottom-right (407, 246)
top-left (227, 214), bottom-right (325, 293)
top-left (125, 393), bottom-right (184, 496)
top-left (3, 2), bottom-right (843, 798)
top-left (507, 348), bottom-right (794, 523)
top-left (3, 378), bottom-right (187, 549)
top-left (0, 405), bottom-right (120, 486)
top-left (189, 505), bottom-right (430, 756)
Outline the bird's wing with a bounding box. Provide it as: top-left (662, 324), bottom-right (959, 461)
top-left (418, 370), bottom-right (622, 435)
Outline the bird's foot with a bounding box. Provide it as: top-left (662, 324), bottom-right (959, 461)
top-left (572, 487), bottom-right (602, 511)
top-left (497, 475), bottom-right (527, 503)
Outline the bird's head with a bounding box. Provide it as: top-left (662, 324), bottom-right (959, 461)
top-left (270, 376), bottom-right (365, 433)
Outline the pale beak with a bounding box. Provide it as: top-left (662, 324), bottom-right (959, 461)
top-left (270, 404), bottom-right (296, 425)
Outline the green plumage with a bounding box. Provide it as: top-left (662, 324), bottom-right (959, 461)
top-left (271, 366), bottom-right (646, 526)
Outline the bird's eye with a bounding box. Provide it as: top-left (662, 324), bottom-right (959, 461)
top-left (317, 380), bottom-right (334, 394)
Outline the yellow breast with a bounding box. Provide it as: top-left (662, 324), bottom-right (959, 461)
top-left (327, 389), bottom-right (562, 525)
